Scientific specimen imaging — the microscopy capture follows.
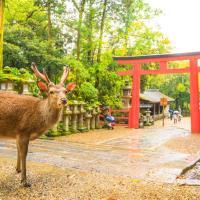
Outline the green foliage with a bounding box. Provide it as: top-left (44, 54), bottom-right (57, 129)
top-left (159, 74), bottom-right (190, 113)
top-left (98, 68), bottom-right (123, 108)
top-left (79, 82), bottom-right (98, 104)
top-left (63, 57), bottom-right (90, 86)
top-left (2, 0), bottom-right (180, 109)
top-left (176, 83), bottom-right (186, 93)
top-left (0, 66), bottom-right (33, 82)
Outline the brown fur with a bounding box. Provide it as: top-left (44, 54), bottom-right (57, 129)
top-left (0, 65), bottom-right (74, 187)
top-left (0, 92), bottom-right (61, 140)
top-left (0, 90), bottom-right (64, 187)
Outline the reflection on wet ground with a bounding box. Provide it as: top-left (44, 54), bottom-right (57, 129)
top-left (0, 117), bottom-right (200, 183)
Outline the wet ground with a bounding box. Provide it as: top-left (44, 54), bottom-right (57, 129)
top-left (0, 117), bottom-right (200, 199)
top-left (0, 117), bottom-right (197, 182)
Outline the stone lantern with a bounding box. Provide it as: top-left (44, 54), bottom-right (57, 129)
top-left (21, 81), bottom-right (33, 95)
top-left (19, 68), bottom-right (33, 95)
top-left (62, 105), bottom-right (72, 134)
top-left (0, 82), bottom-right (6, 91)
top-left (77, 101), bottom-right (87, 132)
top-left (145, 109), bottom-right (151, 126)
top-left (90, 107), bottom-right (98, 129)
top-left (0, 66), bottom-right (16, 93)
top-left (85, 108), bottom-right (92, 131)
top-left (7, 81), bottom-right (14, 91)
top-left (95, 106), bottom-right (101, 129)
top-left (70, 100), bottom-right (79, 133)
top-left (122, 80), bottom-right (132, 108)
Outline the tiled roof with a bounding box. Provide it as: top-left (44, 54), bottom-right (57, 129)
top-left (140, 89), bottom-right (174, 103)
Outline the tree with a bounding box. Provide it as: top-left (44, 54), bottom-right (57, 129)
top-left (3, 0), bottom-right (174, 108)
top-left (0, 0), bottom-right (5, 69)
top-left (97, 0), bottom-right (108, 62)
top-left (3, 0), bottom-right (67, 80)
top-left (72, 0), bottom-right (86, 60)
top-left (79, 82), bottom-right (98, 103)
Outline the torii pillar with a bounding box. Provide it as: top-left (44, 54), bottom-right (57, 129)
top-left (113, 52), bottom-right (200, 133)
top-left (129, 63), bottom-right (140, 128)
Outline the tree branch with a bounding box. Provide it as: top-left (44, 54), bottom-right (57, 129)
top-left (26, 9), bottom-right (38, 21)
top-left (71, 0), bottom-right (79, 12)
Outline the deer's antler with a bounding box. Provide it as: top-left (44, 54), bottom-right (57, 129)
top-left (42, 68), bottom-right (51, 83)
top-left (60, 66), bottom-right (69, 85)
top-left (31, 62), bottom-right (51, 84)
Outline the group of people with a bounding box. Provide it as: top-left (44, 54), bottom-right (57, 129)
top-left (101, 106), bottom-right (183, 129)
top-left (169, 108), bottom-right (182, 124)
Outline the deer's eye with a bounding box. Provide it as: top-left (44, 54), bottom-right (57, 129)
top-left (50, 91), bottom-right (54, 94)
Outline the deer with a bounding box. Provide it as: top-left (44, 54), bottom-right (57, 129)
top-left (0, 63), bottom-right (76, 187)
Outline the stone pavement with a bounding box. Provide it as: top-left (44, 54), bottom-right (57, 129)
top-left (0, 117), bottom-right (200, 183)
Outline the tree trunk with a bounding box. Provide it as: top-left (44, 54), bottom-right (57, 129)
top-left (97, 0), bottom-right (107, 63)
top-left (87, 0), bottom-right (94, 63)
top-left (0, 0), bottom-right (5, 70)
top-left (47, 0), bottom-right (52, 42)
top-left (47, 0), bottom-right (53, 79)
top-left (76, 0), bottom-right (86, 60)
top-left (124, 0), bottom-right (133, 53)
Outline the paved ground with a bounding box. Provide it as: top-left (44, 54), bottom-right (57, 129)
top-left (0, 117), bottom-right (200, 199)
top-left (0, 117), bottom-right (198, 182)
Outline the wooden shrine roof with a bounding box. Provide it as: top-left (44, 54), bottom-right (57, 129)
top-left (140, 89), bottom-right (174, 103)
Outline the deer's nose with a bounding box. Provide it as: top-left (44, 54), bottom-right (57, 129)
top-left (61, 98), bottom-right (67, 105)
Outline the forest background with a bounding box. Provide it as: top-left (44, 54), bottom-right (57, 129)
top-left (1, 0), bottom-right (191, 112)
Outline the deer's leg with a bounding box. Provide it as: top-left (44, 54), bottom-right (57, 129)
top-left (16, 140), bottom-right (21, 173)
top-left (18, 136), bottom-right (31, 187)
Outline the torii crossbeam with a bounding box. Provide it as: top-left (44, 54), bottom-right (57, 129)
top-left (113, 52), bottom-right (200, 133)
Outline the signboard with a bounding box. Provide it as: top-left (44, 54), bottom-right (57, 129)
top-left (160, 97), bottom-right (168, 106)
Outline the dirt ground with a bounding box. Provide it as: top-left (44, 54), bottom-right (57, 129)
top-left (0, 157), bottom-right (199, 200)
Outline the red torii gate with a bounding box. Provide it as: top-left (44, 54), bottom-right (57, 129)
top-left (113, 52), bottom-right (200, 133)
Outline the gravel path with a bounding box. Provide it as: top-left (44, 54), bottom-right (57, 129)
top-left (0, 157), bottom-right (200, 200)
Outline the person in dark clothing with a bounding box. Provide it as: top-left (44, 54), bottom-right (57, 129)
top-left (168, 109), bottom-right (174, 120)
top-left (101, 106), bottom-right (115, 130)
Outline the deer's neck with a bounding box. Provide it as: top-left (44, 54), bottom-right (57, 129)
top-left (40, 98), bottom-right (62, 129)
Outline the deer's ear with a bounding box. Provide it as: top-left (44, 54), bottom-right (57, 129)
top-left (66, 82), bottom-right (76, 93)
top-left (37, 81), bottom-right (48, 92)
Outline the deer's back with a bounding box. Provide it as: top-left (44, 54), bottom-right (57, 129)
top-left (0, 92), bottom-right (41, 138)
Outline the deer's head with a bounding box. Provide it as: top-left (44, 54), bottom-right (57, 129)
top-left (31, 63), bottom-right (76, 108)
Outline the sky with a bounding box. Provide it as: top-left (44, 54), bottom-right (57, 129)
top-left (146, 0), bottom-right (200, 53)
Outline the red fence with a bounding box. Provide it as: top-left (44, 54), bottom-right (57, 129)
top-left (110, 109), bottom-right (129, 126)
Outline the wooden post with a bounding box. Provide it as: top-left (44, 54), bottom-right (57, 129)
top-left (162, 106), bottom-right (164, 126)
top-left (160, 98), bottom-right (167, 126)
top-left (153, 103), bottom-right (155, 120)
